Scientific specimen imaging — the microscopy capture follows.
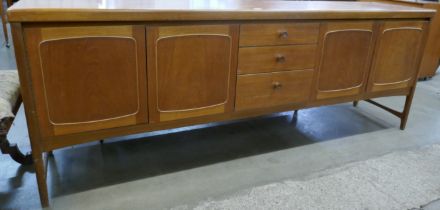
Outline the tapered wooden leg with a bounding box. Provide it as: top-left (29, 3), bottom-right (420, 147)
top-left (400, 87), bottom-right (416, 130)
top-left (364, 87), bottom-right (416, 130)
top-left (290, 110), bottom-right (298, 125)
top-left (33, 152), bottom-right (49, 207)
top-left (353, 101), bottom-right (359, 107)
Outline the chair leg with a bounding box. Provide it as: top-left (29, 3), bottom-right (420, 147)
top-left (0, 0), bottom-right (9, 48)
top-left (0, 133), bottom-right (33, 165)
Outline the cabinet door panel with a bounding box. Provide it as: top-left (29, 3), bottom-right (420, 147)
top-left (315, 22), bottom-right (375, 100)
top-left (147, 25), bottom-right (238, 122)
top-left (156, 36), bottom-right (230, 110)
top-left (368, 21), bottom-right (427, 92)
top-left (24, 25), bottom-right (148, 136)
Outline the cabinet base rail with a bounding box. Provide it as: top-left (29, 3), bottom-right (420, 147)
top-left (30, 91), bottom-right (416, 208)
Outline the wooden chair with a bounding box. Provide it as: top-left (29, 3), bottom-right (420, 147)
top-left (1, 0), bottom-right (13, 47)
top-left (0, 70), bottom-right (32, 164)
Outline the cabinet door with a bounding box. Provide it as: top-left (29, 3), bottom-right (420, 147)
top-left (368, 21), bottom-right (427, 92)
top-left (24, 25), bottom-right (148, 136)
top-left (314, 22), bottom-right (375, 100)
top-left (147, 25), bottom-right (238, 122)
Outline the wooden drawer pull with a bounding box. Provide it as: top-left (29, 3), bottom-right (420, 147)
top-left (272, 81), bottom-right (282, 89)
top-left (275, 54), bottom-right (286, 63)
top-left (279, 31), bottom-right (289, 39)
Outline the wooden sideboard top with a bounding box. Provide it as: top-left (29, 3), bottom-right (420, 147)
top-left (7, 0), bottom-right (435, 22)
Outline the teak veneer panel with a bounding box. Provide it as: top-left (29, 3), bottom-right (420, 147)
top-left (147, 24), bottom-right (239, 122)
top-left (40, 37), bottom-right (139, 124)
top-left (315, 22), bottom-right (376, 100)
top-left (23, 25), bottom-right (148, 136)
top-left (368, 21), bottom-right (427, 92)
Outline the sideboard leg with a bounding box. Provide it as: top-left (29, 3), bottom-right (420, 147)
top-left (364, 86), bottom-right (416, 130)
top-left (400, 87), bottom-right (416, 130)
top-left (33, 152), bottom-right (49, 207)
top-left (353, 101), bottom-right (359, 107)
top-left (290, 110), bottom-right (299, 125)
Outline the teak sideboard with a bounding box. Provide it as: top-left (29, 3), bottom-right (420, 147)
top-left (6, 0), bottom-right (435, 207)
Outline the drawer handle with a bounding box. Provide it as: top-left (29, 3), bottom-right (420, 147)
top-left (272, 82), bottom-right (282, 89)
top-left (276, 55), bottom-right (286, 63)
top-left (279, 31), bottom-right (289, 39)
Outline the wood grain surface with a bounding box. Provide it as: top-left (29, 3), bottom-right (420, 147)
top-left (7, 0), bottom-right (435, 22)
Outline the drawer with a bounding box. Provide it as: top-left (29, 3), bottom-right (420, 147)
top-left (235, 70), bottom-right (314, 111)
top-left (238, 45), bottom-right (317, 74)
top-left (240, 23), bottom-right (319, 46)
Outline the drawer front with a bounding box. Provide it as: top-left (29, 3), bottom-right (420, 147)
top-left (238, 45), bottom-right (317, 74)
top-left (240, 23), bottom-right (319, 46)
top-left (236, 70), bottom-right (314, 111)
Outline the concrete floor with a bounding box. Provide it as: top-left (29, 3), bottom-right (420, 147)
top-left (1, 20), bottom-right (440, 209)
